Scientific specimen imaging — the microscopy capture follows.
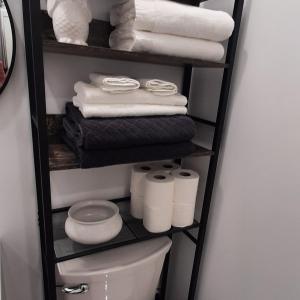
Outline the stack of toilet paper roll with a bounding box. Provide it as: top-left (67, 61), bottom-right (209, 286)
top-left (144, 171), bottom-right (174, 233)
top-left (171, 169), bottom-right (199, 228)
top-left (130, 162), bottom-right (180, 219)
top-left (130, 163), bottom-right (199, 233)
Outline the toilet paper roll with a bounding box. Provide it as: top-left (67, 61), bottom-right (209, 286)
top-left (130, 164), bottom-right (158, 196)
top-left (171, 169), bottom-right (199, 205)
top-left (144, 171), bottom-right (174, 208)
top-left (143, 203), bottom-right (172, 233)
top-left (151, 162), bottom-right (180, 174)
top-left (130, 195), bottom-right (144, 219)
top-left (130, 164), bottom-right (158, 218)
top-left (172, 202), bottom-right (195, 227)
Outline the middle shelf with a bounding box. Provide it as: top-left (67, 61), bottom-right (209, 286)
top-left (46, 115), bottom-right (214, 171)
top-left (48, 140), bottom-right (213, 171)
top-left (53, 198), bottom-right (199, 263)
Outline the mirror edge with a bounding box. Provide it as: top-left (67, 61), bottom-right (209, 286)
top-left (0, 0), bottom-right (16, 94)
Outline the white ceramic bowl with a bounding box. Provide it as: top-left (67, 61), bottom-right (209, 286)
top-left (65, 200), bottom-right (123, 245)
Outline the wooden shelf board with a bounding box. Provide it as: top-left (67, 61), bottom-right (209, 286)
top-left (43, 39), bottom-right (228, 69)
top-left (48, 140), bottom-right (213, 171)
top-left (41, 10), bottom-right (228, 69)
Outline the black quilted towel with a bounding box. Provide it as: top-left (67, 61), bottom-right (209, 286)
top-left (64, 102), bottom-right (196, 150)
top-left (63, 133), bottom-right (197, 169)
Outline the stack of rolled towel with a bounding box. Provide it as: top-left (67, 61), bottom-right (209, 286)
top-left (110, 0), bottom-right (235, 62)
top-left (63, 73), bottom-right (197, 168)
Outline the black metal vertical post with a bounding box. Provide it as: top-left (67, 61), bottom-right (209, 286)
top-left (188, 0), bottom-right (244, 299)
top-left (161, 64), bottom-right (193, 299)
top-left (182, 64), bottom-right (193, 99)
top-left (22, 1), bottom-right (56, 300)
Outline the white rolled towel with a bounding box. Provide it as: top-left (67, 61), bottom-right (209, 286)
top-left (109, 24), bottom-right (225, 62)
top-left (47, 0), bottom-right (92, 46)
top-left (73, 82), bottom-right (187, 106)
top-left (140, 79), bottom-right (178, 96)
top-left (110, 0), bottom-right (234, 42)
top-left (89, 73), bottom-right (140, 93)
top-left (77, 103), bottom-right (187, 118)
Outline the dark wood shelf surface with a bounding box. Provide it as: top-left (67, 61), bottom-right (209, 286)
top-left (43, 39), bottom-right (228, 69)
top-left (48, 140), bottom-right (213, 171)
top-left (41, 11), bottom-right (228, 69)
top-left (53, 199), bottom-right (199, 263)
top-left (46, 115), bottom-right (213, 171)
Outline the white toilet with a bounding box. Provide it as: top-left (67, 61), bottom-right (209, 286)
top-left (56, 237), bottom-right (172, 300)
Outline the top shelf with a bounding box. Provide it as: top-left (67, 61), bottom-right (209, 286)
top-left (43, 40), bottom-right (228, 69)
top-left (41, 11), bottom-right (228, 69)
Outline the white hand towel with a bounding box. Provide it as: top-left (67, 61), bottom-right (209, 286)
top-left (110, 0), bottom-right (234, 42)
top-left (77, 103), bottom-right (187, 118)
top-left (139, 79), bottom-right (178, 96)
top-left (73, 82), bottom-right (187, 106)
top-left (109, 24), bottom-right (225, 62)
top-left (89, 73), bottom-right (140, 93)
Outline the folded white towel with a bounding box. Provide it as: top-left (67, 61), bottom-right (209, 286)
top-left (109, 24), bottom-right (225, 62)
top-left (89, 73), bottom-right (140, 93)
top-left (110, 0), bottom-right (234, 42)
top-left (73, 82), bottom-right (187, 106)
top-left (77, 103), bottom-right (187, 118)
top-left (139, 79), bottom-right (178, 96)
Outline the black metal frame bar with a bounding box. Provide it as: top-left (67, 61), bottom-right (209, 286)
top-left (22, 0), bottom-right (244, 299)
top-left (22, 0), bottom-right (56, 300)
top-left (188, 0), bottom-right (244, 298)
top-left (190, 115), bottom-right (216, 127)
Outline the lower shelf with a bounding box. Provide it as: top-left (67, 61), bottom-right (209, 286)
top-left (53, 198), bottom-right (199, 263)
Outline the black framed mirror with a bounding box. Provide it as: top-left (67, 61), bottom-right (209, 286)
top-left (0, 0), bottom-right (16, 94)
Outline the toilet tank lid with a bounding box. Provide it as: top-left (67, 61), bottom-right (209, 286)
top-left (57, 237), bottom-right (172, 277)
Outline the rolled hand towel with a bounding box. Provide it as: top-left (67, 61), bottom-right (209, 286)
top-left (64, 102), bottom-right (196, 150)
top-left (73, 82), bottom-right (187, 106)
top-left (89, 73), bottom-right (140, 93)
top-left (110, 0), bottom-right (234, 42)
top-left (139, 79), bottom-right (178, 96)
top-left (109, 24), bottom-right (225, 62)
top-left (77, 103), bottom-right (187, 118)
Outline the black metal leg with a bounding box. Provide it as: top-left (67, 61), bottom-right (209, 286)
top-left (22, 1), bottom-right (56, 300)
top-left (188, 1), bottom-right (245, 299)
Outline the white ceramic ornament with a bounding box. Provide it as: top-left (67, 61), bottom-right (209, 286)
top-left (65, 200), bottom-right (123, 245)
top-left (47, 0), bottom-right (92, 46)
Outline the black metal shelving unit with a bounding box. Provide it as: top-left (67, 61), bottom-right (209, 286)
top-left (22, 0), bottom-right (244, 299)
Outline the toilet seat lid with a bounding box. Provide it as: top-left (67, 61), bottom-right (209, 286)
top-left (57, 237), bottom-right (172, 277)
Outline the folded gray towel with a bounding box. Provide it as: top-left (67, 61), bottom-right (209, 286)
top-left (64, 102), bottom-right (196, 150)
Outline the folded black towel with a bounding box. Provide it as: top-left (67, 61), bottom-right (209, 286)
top-left (63, 133), bottom-right (197, 169)
top-left (64, 103), bottom-right (196, 150)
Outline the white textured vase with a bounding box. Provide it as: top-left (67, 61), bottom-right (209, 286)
top-left (47, 0), bottom-right (92, 46)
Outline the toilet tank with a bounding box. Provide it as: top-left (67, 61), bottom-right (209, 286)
top-left (56, 237), bottom-right (172, 300)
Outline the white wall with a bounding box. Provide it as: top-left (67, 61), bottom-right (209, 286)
top-left (0, 1), bottom-right (43, 299)
top-left (1, 0), bottom-right (300, 299)
top-left (196, 0), bottom-right (300, 299)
